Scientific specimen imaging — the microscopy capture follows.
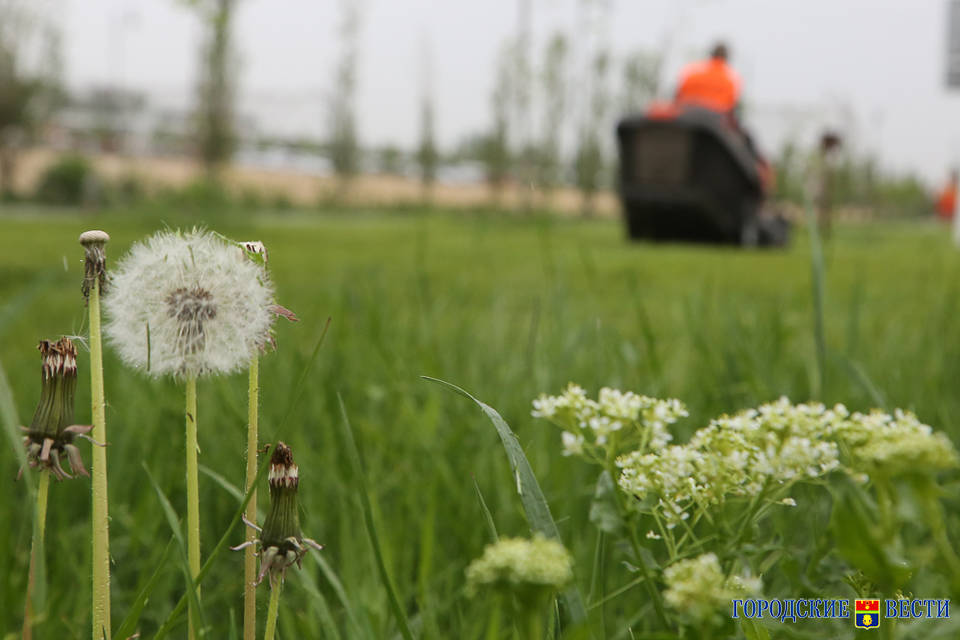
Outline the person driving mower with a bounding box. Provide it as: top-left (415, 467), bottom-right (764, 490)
top-left (675, 42), bottom-right (741, 117)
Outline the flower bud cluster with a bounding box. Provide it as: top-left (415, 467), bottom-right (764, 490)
top-left (663, 553), bottom-right (761, 623)
top-left (465, 534), bottom-right (573, 599)
top-left (616, 397), bottom-right (958, 528)
top-left (532, 384), bottom-right (687, 460)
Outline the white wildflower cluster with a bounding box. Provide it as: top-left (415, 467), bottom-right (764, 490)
top-left (663, 553), bottom-right (761, 624)
top-left (465, 534), bottom-right (573, 598)
top-left (532, 384), bottom-right (688, 459)
top-left (834, 408), bottom-right (959, 477)
top-left (617, 397), bottom-right (958, 528)
top-left (105, 229), bottom-right (275, 378)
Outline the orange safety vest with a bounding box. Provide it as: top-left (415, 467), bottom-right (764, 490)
top-left (676, 58), bottom-right (741, 113)
top-left (936, 182), bottom-right (957, 220)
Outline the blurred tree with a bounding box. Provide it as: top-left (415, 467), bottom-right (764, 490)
top-left (417, 96), bottom-right (438, 199)
top-left (535, 32), bottom-right (569, 201)
top-left (574, 50), bottom-right (611, 217)
top-left (416, 38), bottom-right (439, 200)
top-left (0, 0), bottom-right (61, 196)
top-left (376, 144), bottom-right (404, 175)
top-left (327, 0), bottom-right (362, 193)
top-left (513, 0), bottom-right (533, 211)
top-left (483, 41), bottom-right (515, 203)
top-left (181, 0), bottom-right (239, 177)
top-left (619, 49), bottom-right (660, 114)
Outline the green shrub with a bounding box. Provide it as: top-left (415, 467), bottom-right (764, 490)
top-left (35, 154), bottom-right (100, 206)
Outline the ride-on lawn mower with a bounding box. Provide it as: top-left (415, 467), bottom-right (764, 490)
top-left (616, 104), bottom-right (789, 246)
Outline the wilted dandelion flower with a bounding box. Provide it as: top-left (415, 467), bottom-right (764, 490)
top-left (234, 442), bottom-right (323, 586)
top-left (21, 338), bottom-right (99, 480)
top-left (104, 229), bottom-right (274, 378)
top-left (663, 553), bottom-right (761, 624)
top-left (465, 534), bottom-right (573, 599)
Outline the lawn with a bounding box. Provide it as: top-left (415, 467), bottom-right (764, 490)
top-left (1, 207), bottom-right (959, 638)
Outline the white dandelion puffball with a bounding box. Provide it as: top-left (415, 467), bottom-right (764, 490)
top-left (105, 229), bottom-right (275, 378)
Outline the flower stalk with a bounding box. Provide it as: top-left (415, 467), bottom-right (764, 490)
top-left (185, 372), bottom-right (201, 640)
top-left (237, 239), bottom-right (297, 640)
top-left (264, 581), bottom-right (281, 640)
top-left (22, 472), bottom-right (50, 640)
top-left (21, 337), bottom-right (97, 638)
top-left (232, 442), bottom-right (323, 636)
top-left (81, 229), bottom-right (112, 640)
top-left (243, 355), bottom-right (259, 640)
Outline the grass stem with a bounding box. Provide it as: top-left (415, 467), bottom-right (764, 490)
top-left (22, 472), bottom-right (50, 640)
top-left (264, 582), bottom-right (281, 640)
top-left (89, 276), bottom-right (112, 640)
top-left (244, 356), bottom-right (259, 640)
top-left (185, 373), bottom-right (201, 640)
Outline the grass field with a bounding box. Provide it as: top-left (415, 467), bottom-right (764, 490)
top-left (2, 207), bottom-right (959, 639)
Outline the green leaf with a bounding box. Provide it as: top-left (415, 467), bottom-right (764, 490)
top-left (422, 376), bottom-right (590, 627)
top-left (739, 616), bottom-right (771, 640)
top-left (0, 358), bottom-right (31, 491)
top-left (829, 482), bottom-right (911, 592)
top-left (473, 477), bottom-right (499, 543)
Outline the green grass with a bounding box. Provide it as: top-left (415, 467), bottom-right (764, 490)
top-left (1, 206), bottom-right (959, 638)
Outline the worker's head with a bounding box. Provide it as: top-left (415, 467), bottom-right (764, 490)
top-left (710, 42), bottom-right (729, 61)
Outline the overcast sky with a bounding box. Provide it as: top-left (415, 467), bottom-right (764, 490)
top-left (60, 0), bottom-right (960, 184)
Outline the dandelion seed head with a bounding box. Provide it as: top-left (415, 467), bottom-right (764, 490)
top-left (104, 229), bottom-right (274, 378)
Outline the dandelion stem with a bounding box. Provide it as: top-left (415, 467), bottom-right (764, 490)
top-left (22, 472), bottom-right (50, 640)
top-left (89, 275), bottom-right (112, 640)
top-left (264, 581), bottom-right (282, 640)
top-left (243, 356), bottom-right (260, 640)
top-left (185, 373), bottom-right (202, 640)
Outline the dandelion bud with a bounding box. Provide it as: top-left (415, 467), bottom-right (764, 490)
top-left (263, 442), bottom-right (302, 544)
top-left (79, 229), bottom-right (109, 300)
top-left (21, 338), bottom-right (96, 480)
top-left (234, 442), bottom-right (323, 586)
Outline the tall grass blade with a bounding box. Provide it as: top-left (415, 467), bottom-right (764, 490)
top-left (422, 376), bottom-right (590, 626)
top-left (279, 317), bottom-right (332, 428)
top-left (153, 445), bottom-right (275, 640)
top-left (297, 557), bottom-right (345, 640)
top-left (0, 358), bottom-right (31, 491)
top-left (473, 477), bottom-right (499, 543)
top-left (336, 394), bottom-right (415, 640)
top-left (144, 465), bottom-right (206, 637)
top-left (806, 202), bottom-right (827, 396)
top-left (312, 553), bottom-right (363, 637)
top-left (114, 537), bottom-right (175, 639)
